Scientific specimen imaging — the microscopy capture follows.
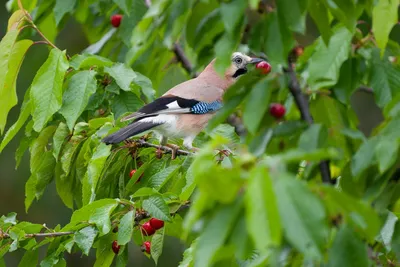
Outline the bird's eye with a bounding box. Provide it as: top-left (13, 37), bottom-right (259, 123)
top-left (234, 57), bottom-right (243, 64)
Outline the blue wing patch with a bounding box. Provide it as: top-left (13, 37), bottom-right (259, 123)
top-left (190, 101), bottom-right (223, 114)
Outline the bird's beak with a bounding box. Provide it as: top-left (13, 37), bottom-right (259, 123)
top-left (249, 58), bottom-right (264, 64)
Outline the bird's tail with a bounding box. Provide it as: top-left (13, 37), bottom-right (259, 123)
top-left (102, 121), bottom-right (161, 144)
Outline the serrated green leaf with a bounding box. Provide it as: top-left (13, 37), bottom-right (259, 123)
top-left (276, 0), bottom-right (307, 33)
top-left (308, 25), bottom-right (353, 90)
top-left (89, 202), bottom-right (119, 236)
top-left (30, 48), bottom-right (69, 132)
top-left (148, 165), bottom-right (181, 190)
top-left (372, 0), bottom-right (398, 55)
top-left (52, 122), bottom-right (70, 161)
top-left (70, 54), bottom-right (113, 70)
top-left (370, 48), bottom-right (400, 107)
top-left (117, 210), bottom-right (134, 245)
top-left (0, 38), bottom-right (32, 135)
top-left (308, 0), bottom-right (331, 44)
top-left (142, 195), bottom-right (171, 222)
top-left (54, 0), bottom-right (76, 25)
top-left (18, 249), bottom-right (39, 267)
top-left (105, 63), bottom-right (137, 91)
top-left (59, 70), bottom-right (97, 130)
top-left (151, 227), bottom-right (165, 265)
top-left (82, 142), bottom-right (111, 205)
top-left (274, 173), bottom-right (328, 260)
top-left (327, 224), bottom-right (368, 267)
top-left (74, 226), bottom-right (98, 255)
top-left (0, 89), bottom-right (31, 153)
top-left (219, 0), bottom-right (246, 36)
top-left (131, 187), bottom-right (159, 198)
top-left (245, 165), bottom-right (281, 251)
top-left (111, 91), bottom-right (144, 120)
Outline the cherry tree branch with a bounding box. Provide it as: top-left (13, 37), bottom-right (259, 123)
top-left (0, 230), bottom-right (74, 239)
top-left (285, 51), bottom-right (333, 184)
top-left (134, 139), bottom-right (193, 156)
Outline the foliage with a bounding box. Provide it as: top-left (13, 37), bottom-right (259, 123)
top-left (1, 0), bottom-right (400, 266)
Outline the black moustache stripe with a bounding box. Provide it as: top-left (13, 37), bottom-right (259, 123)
top-left (233, 68), bottom-right (247, 78)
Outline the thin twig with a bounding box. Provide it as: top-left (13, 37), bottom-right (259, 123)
top-left (285, 51), bottom-right (333, 184)
top-left (172, 43), bottom-right (198, 77)
top-left (1, 231), bottom-right (74, 239)
top-left (135, 139), bottom-right (193, 156)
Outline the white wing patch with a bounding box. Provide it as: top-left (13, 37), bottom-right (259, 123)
top-left (166, 101), bottom-right (181, 109)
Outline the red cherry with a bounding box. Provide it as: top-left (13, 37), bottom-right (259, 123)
top-left (141, 241), bottom-right (151, 254)
top-left (110, 14), bottom-right (122, 28)
top-left (141, 222), bottom-right (155, 236)
top-left (269, 103), bottom-right (286, 119)
top-left (129, 169), bottom-right (136, 178)
top-left (112, 240), bottom-right (120, 254)
top-left (255, 61), bottom-right (272, 74)
top-left (149, 218), bottom-right (164, 230)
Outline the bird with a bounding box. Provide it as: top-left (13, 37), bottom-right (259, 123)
top-left (101, 52), bottom-right (264, 158)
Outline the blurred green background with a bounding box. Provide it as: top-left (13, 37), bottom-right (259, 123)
top-left (0, 0), bottom-right (388, 265)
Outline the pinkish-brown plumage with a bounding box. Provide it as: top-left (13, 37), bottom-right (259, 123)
top-left (102, 52), bottom-right (264, 153)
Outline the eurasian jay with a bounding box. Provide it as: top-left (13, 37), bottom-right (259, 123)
top-left (102, 52), bottom-right (263, 157)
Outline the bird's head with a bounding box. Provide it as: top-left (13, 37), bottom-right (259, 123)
top-left (226, 52), bottom-right (264, 79)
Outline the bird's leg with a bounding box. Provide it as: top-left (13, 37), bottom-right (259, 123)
top-left (165, 144), bottom-right (180, 160)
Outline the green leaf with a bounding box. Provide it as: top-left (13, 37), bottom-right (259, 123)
top-left (327, 224), bottom-right (368, 267)
top-left (264, 11), bottom-right (294, 64)
top-left (193, 198), bottom-right (242, 267)
top-left (219, 0), bottom-right (246, 36)
top-left (118, 0), bottom-right (148, 46)
top-left (307, 25), bottom-right (353, 90)
top-left (308, 0), bottom-right (331, 44)
top-left (148, 165), bottom-right (181, 190)
top-left (52, 122), bottom-right (70, 161)
top-left (0, 38), bottom-right (32, 134)
top-left (372, 0), bottom-right (398, 55)
top-left (142, 195), bottom-right (171, 222)
top-left (18, 249), bottom-right (39, 267)
top-left (379, 212), bottom-right (398, 251)
top-left (105, 63), bottom-right (137, 91)
top-left (113, 0), bottom-right (131, 15)
top-left (392, 221), bottom-right (400, 260)
top-left (93, 233), bottom-right (115, 267)
top-left (117, 210), bottom-right (134, 246)
top-left (25, 151), bottom-right (56, 212)
top-left (111, 91), bottom-right (144, 120)
top-left (0, 89), bottom-right (31, 153)
top-left (276, 0), bottom-right (307, 34)
top-left (59, 70), bottom-right (97, 130)
top-left (151, 227), bottom-right (165, 265)
top-left (370, 48), bottom-right (400, 107)
top-left (30, 48), bottom-right (69, 132)
top-left (74, 226), bottom-right (98, 255)
top-left (89, 202), bottom-right (118, 236)
top-left (243, 78), bottom-right (272, 134)
top-left (298, 124), bottom-right (328, 151)
top-left (274, 173), bottom-right (328, 260)
top-left (54, 0), bottom-right (76, 25)
top-left (375, 138), bottom-right (399, 173)
top-left (70, 54), bottom-right (113, 70)
top-left (322, 0), bottom-right (361, 31)
top-left (245, 165), bottom-right (281, 251)
top-left (82, 142), bottom-right (112, 205)
top-left (351, 137), bottom-right (378, 177)
top-left (319, 186), bottom-right (381, 241)
top-left (131, 187), bottom-right (159, 198)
